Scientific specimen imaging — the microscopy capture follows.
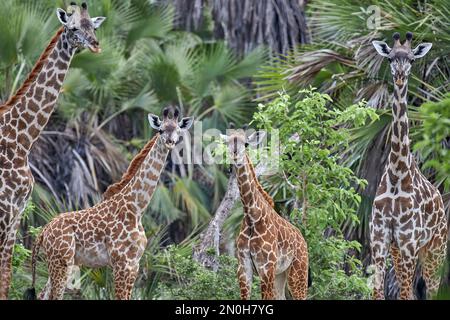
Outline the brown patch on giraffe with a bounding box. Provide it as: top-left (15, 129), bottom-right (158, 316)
top-left (388, 169), bottom-right (399, 185)
top-left (37, 113), bottom-right (47, 126)
top-left (400, 120), bottom-right (408, 138)
top-left (45, 74), bottom-right (59, 90)
top-left (375, 198), bottom-right (392, 215)
top-left (396, 160), bottom-right (408, 173)
top-left (393, 123), bottom-right (399, 137)
top-left (35, 87), bottom-right (44, 102)
top-left (28, 125), bottom-right (40, 138)
top-left (401, 145), bottom-right (408, 157)
top-left (59, 50), bottom-right (70, 62)
top-left (22, 112), bottom-right (33, 124)
top-left (400, 173), bottom-right (413, 193)
top-left (28, 99), bottom-right (39, 113)
top-left (398, 103), bottom-right (406, 118)
top-left (55, 60), bottom-right (68, 71)
top-left (17, 134), bottom-right (30, 149)
top-left (17, 119), bottom-right (27, 131)
top-left (392, 142), bottom-right (400, 153)
top-left (103, 134), bottom-right (159, 199)
top-left (398, 196), bottom-right (412, 212)
top-left (390, 153), bottom-right (398, 164)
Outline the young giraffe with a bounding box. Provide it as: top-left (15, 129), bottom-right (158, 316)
top-left (220, 129), bottom-right (309, 300)
top-left (0, 2), bottom-right (105, 299)
top-left (25, 108), bottom-right (193, 300)
top-left (371, 32), bottom-right (448, 299)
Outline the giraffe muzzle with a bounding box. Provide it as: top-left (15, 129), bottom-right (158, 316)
top-left (88, 44), bottom-right (102, 54)
top-left (87, 40), bottom-right (101, 53)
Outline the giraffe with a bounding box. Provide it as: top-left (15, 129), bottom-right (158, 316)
top-left (370, 32), bottom-right (448, 299)
top-left (24, 107), bottom-right (193, 300)
top-left (220, 129), bottom-right (309, 300)
top-left (0, 2), bottom-right (106, 299)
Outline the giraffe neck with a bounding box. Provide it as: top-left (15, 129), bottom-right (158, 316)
top-left (389, 80), bottom-right (412, 176)
top-left (1, 27), bottom-right (75, 157)
top-left (235, 153), bottom-right (262, 222)
top-left (120, 136), bottom-right (170, 220)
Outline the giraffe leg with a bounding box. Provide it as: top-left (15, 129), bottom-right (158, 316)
top-left (287, 256), bottom-right (308, 300)
top-left (396, 246), bottom-right (419, 300)
top-left (390, 244), bottom-right (404, 292)
top-left (370, 208), bottom-right (391, 300)
top-left (0, 212), bottom-right (21, 300)
top-left (38, 279), bottom-right (52, 300)
top-left (237, 249), bottom-right (253, 300)
top-left (0, 235), bottom-right (14, 300)
top-left (113, 262), bottom-right (139, 300)
top-left (421, 224), bottom-right (447, 299)
top-left (274, 272), bottom-right (287, 300)
top-left (258, 263), bottom-right (276, 300)
top-left (47, 260), bottom-right (72, 300)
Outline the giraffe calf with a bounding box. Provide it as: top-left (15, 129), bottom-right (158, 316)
top-left (25, 206), bottom-right (147, 300)
top-left (24, 107), bottom-right (193, 300)
top-left (221, 129), bottom-right (310, 300)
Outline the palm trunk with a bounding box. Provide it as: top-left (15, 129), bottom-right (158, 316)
top-left (163, 0), bottom-right (310, 56)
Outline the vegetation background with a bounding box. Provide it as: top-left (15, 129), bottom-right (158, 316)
top-left (1, 0), bottom-right (448, 299)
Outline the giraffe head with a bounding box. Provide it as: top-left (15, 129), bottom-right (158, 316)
top-left (220, 126), bottom-right (266, 165)
top-left (56, 2), bottom-right (106, 53)
top-left (148, 107), bottom-right (194, 149)
top-left (372, 32), bottom-right (432, 86)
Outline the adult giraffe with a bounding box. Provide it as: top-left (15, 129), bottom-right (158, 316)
top-left (370, 32), bottom-right (447, 300)
top-left (25, 108), bottom-right (193, 300)
top-left (0, 2), bottom-right (106, 299)
top-left (220, 128), bottom-right (309, 300)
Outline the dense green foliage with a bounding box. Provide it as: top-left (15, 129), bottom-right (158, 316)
top-left (153, 246), bottom-right (260, 300)
top-left (253, 90), bottom-right (377, 299)
top-left (414, 94), bottom-right (450, 191)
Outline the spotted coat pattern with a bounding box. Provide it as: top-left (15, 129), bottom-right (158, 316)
top-left (225, 131), bottom-right (309, 300)
top-left (370, 35), bottom-right (447, 300)
top-left (30, 135), bottom-right (169, 300)
top-left (0, 27), bottom-right (75, 300)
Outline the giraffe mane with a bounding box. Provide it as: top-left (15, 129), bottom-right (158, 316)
top-left (103, 134), bottom-right (159, 199)
top-left (0, 27), bottom-right (65, 115)
top-left (245, 153), bottom-right (274, 208)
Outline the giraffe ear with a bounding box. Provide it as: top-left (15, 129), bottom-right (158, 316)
top-left (56, 8), bottom-right (69, 25)
top-left (91, 17), bottom-right (106, 29)
top-left (412, 43), bottom-right (432, 59)
top-left (372, 41), bottom-right (392, 58)
top-left (247, 131), bottom-right (266, 147)
top-left (148, 114), bottom-right (162, 131)
top-left (179, 117), bottom-right (194, 131)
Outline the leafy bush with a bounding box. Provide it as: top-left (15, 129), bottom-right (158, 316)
top-left (153, 246), bottom-right (260, 300)
top-left (414, 94), bottom-right (450, 191)
top-left (253, 89), bottom-right (378, 299)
